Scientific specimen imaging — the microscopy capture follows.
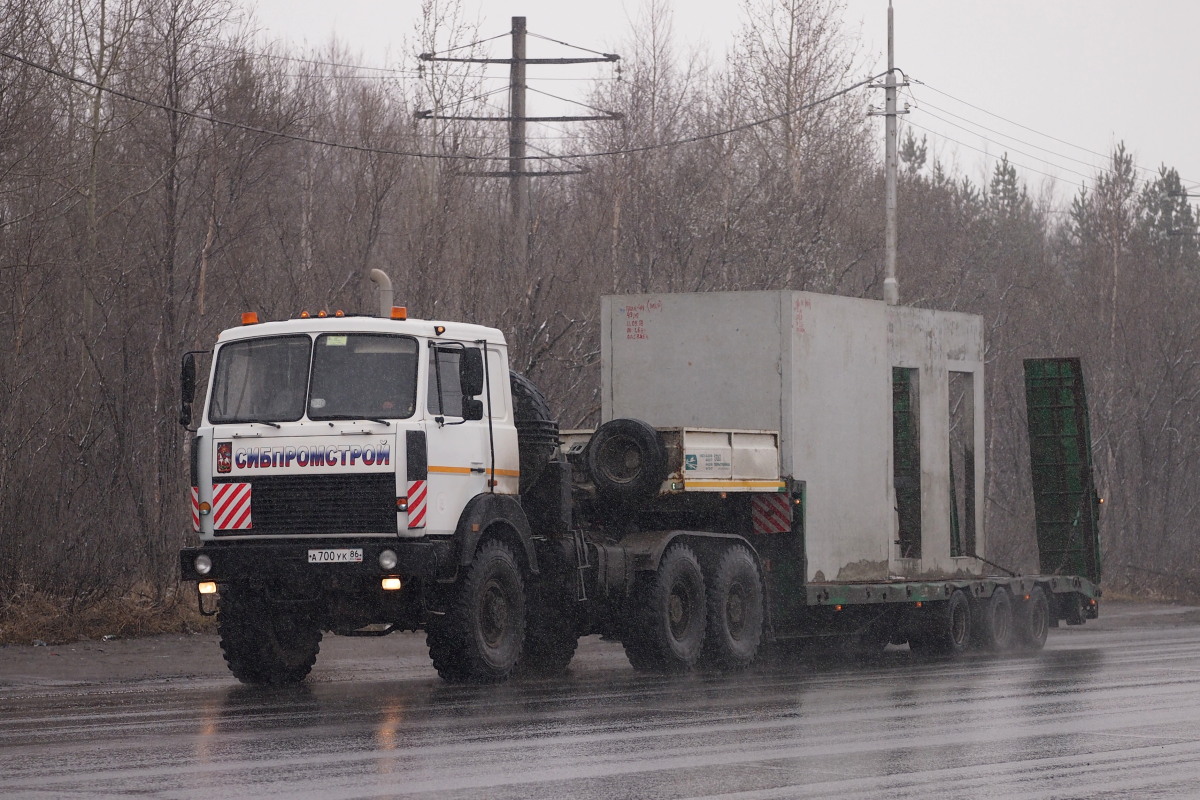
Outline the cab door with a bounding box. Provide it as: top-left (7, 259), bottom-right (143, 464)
top-left (420, 342), bottom-right (491, 536)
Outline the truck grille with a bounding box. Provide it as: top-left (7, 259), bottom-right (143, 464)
top-left (214, 474), bottom-right (396, 536)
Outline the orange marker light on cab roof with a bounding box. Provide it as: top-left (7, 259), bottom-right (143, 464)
top-left (391, 306), bottom-right (408, 320)
top-left (299, 311), bottom-right (310, 319)
top-left (241, 311), bottom-right (259, 325)
top-left (317, 310), bottom-right (327, 318)
top-left (335, 310), bottom-right (345, 317)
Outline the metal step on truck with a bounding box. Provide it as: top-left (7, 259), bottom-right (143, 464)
top-left (179, 274), bottom-right (1101, 684)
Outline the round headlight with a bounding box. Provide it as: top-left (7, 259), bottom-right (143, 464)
top-left (378, 549), bottom-right (398, 570)
top-left (194, 554), bottom-right (213, 576)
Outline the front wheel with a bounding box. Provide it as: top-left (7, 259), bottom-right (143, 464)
top-left (217, 587), bottom-right (323, 685)
top-left (427, 539), bottom-right (526, 683)
top-left (701, 546), bottom-right (764, 670)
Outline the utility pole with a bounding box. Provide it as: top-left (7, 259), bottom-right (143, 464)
top-left (870, 2), bottom-right (907, 306)
top-left (417, 17), bottom-right (621, 266)
top-left (510, 17), bottom-right (529, 239)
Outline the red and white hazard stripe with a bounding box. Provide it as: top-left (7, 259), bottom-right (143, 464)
top-left (190, 486), bottom-right (200, 532)
top-left (751, 493), bottom-right (791, 535)
top-left (407, 480), bottom-right (427, 529)
top-left (212, 482), bottom-right (252, 530)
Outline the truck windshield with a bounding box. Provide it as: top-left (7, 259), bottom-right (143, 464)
top-left (209, 335), bottom-right (311, 423)
top-left (308, 333), bottom-right (419, 420)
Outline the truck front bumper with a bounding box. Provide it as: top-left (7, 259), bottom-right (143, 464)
top-left (179, 538), bottom-right (455, 583)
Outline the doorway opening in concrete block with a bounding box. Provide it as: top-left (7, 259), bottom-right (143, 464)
top-left (892, 367), bottom-right (921, 559)
top-left (948, 371), bottom-right (976, 558)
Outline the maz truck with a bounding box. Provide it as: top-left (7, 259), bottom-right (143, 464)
top-left (179, 273), bottom-right (1101, 684)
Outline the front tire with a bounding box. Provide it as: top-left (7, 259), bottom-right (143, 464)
top-left (217, 587), bottom-right (323, 685)
top-left (702, 546), bottom-right (764, 670)
top-left (427, 540), bottom-right (526, 683)
top-left (622, 543), bottom-right (707, 672)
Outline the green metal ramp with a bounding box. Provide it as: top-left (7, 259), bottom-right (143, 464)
top-left (1023, 358), bottom-right (1102, 583)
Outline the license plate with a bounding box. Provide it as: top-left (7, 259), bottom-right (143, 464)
top-left (308, 548), bottom-right (363, 564)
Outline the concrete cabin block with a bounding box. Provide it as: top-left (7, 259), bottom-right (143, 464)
top-left (601, 290), bottom-right (985, 583)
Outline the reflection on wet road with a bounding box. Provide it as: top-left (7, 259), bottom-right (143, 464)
top-left (4, 617), bottom-right (1200, 798)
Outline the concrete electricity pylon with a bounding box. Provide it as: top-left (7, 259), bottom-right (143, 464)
top-left (418, 17), bottom-right (621, 265)
top-left (868, 2), bottom-right (908, 305)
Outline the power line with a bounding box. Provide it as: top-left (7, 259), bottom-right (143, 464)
top-left (915, 97), bottom-right (1104, 174)
top-left (547, 71), bottom-right (888, 162)
top-left (902, 119), bottom-right (1088, 191)
top-left (911, 107), bottom-right (1095, 183)
top-left (0, 48), bottom-right (485, 162)
top-left (0, 49), bottom-right (885, 163)
top-left (912, 78), bottom-right (1188, 184)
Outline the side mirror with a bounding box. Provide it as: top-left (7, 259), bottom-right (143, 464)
top-left (459, 348), bottom-right (485, 397)
top-left (179, 353), bottom-right (197, 428)
top-left (462, 398), bottom-right (484, 421)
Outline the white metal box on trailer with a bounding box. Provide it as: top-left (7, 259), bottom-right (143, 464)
top-left (600, 291), bottom-right (986, 583)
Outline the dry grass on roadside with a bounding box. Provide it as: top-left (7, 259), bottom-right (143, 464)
top-left (0, 584), bottom-right (216, 646)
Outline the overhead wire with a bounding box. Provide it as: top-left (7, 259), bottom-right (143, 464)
top-left (912, 107), bottom-right (1096, 183)
top-left (0, 47), bottom-right (884, 163)
top-left (911, 78), bottom-right (1190, 188)
top-left (902, 119), bottom-right (1087, 191)
top-left (915, 97), bottom-right (1104, 174)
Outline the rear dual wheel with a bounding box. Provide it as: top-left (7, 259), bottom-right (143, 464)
top-left (622, 544), bottom-right (708, 672)
top-left (702, 546), bottom-right (764, 670)
top-left (623, 542), bottom-right (765, 673)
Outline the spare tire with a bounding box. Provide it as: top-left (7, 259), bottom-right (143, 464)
top-left (510, 372), bottom-right (559, 492)
top-left (586, 418), bottom-right (668, 508)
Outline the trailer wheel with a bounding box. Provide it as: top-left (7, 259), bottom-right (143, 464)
top-left (976, 587), bottom-right (1014, 651)
top-left (586, 418), bottom-right (668, 508)
top-left (909, 589), bottom-right (971, 656)
top-left (1014, 585), bottom-right (1050, 650)
top-left (701, 546), bottom-right (764, 670)
top-left (217, 587), bottom-right (322, 685)
top-left (622, 543), bottom-right (707, 672)
top-left (427, 539), bottom-right (526, 683)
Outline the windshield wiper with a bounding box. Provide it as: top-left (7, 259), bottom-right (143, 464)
top-left (321, 415), bottom-right (392, 427)
top-left (250, 420), bottom-right (282, 429)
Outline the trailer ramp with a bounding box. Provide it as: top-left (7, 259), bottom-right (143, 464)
top-left (1024, 358), bottom-right (1101, 584)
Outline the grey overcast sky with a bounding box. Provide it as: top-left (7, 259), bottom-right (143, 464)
top-left (244, 1), bottom-right (1200, 203)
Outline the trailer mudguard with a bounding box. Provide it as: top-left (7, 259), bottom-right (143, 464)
top-left (452, 493), bottom-right (539, 576)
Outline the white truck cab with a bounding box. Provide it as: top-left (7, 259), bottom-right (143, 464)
top-left (190, 312), bottom-right (519, 543)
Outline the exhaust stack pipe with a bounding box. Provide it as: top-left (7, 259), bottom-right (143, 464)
top-left (369, 269), bottom-right (393, 318)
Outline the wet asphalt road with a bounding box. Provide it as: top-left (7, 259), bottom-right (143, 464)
top-left (3, 604), bottom-right (1200, 799)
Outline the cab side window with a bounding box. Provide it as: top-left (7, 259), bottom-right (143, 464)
top-left (428, 347), bottom-right (465, 418)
